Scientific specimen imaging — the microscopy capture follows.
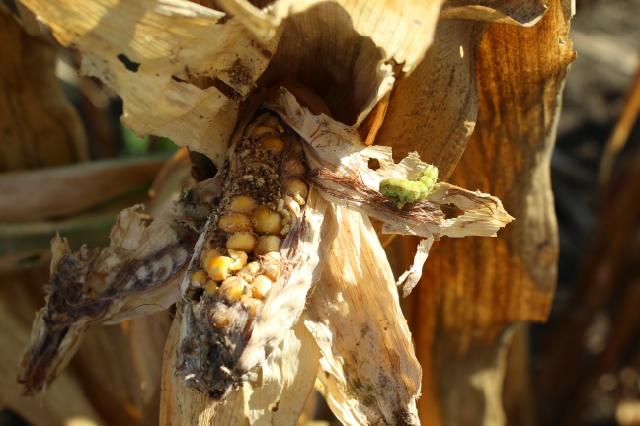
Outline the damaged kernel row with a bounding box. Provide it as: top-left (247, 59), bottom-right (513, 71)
top-left (187, 112), bottom-right (309, 324)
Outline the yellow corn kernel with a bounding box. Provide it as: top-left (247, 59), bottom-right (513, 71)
top-left (285, 178), bottom-right (308, 200)
top-left (218, 213), bottom-right (251, 233)
top-left (243, 298), bottom-right (261, 317)
top-left (238, 261), bottom-right (260, 282)
top-left (204, 280), bottom-right (219, 295)
top-left (261, 252), bottom-right (281, 281)
top-left (219, 276), bottom-right (247, 302)
top-left (228, 249), bottom-right (248, 271)
top-left (250, 125), bottom-right (278, 138)
top-left (191, 270), bottom-right (208, 287)
top-left (258, 137), bottom-right (285, 154)
top-left (255, 235), bottom-right (281, 256)
top-left (251, 275), bottom-right (273, 300)
top-left (226, 232), bottom-right (257, 253)
top-left (229, 195), bottom-right (257, 214)
top-left (284, 158), bottom-right (305, 176)
top-left (204, 255), bottom-right (235, 281)
top-left (201, 247), bottom-right (223, 265)
top-left (252, 206), bottom-right (282, 234)
top-left (212, 307), bottom-right (231, 328)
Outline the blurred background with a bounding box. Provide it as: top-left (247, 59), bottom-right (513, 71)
top-left (0, 0), bottom-right (639, 425)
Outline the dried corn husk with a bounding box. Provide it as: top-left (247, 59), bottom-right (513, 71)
top-left (19, 181), bottom-right (212, 392)
top-left (161, 315), bottom-right (320, 425)
top-left (305, 205), bottom-right (422, 425)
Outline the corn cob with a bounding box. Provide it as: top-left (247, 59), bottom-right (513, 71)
top-left (178, 111), bottom-right (309, 396)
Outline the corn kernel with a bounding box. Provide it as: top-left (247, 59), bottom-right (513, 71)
top-left (228, 249), bottom-right (248, 271)
top-left (284, 158), bottom-right (305, 176)
top-left (238, 261), bottom-right (260, 282)
top-left (219, 276), bottom-right (247, 302)
top-left (201, 248), bottom-right (223, 265)
top-left (251, 275), bottom-right (273, 300)
top-left (204, 255), bottom-right (234, 281)
top-left (285, 178), bottom-right (308, 200)
top-left (191, 270), bottom-right (208, 287)
top-left (255, 235), bottom-right (281, 256)
top-left (252, 206), bottom-right (282, 234)
top-left (258, 137), bottom-right (285, 154)
top-left (218, 213), bottom-right (251, 233)
top-left (250, 125), bottom-right (278, 138)
top-left (229, 195), bottom-right (257, 214)
top-left (262, 252), bottom-right (281, 281)
top-left (204, 280), bottom-right (219, 295)
top-left (226, 232), bottom-right (257, 252)
top-left (243, 298), bottom-right (261, 317)
top-left (212, 307), bottom-right (230, 328)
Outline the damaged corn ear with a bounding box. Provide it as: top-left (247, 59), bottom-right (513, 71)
top-left (179, 109), bottom-right (313, 397)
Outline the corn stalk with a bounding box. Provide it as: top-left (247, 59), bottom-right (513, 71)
top-left (10, 0), bottom-right (574, 424)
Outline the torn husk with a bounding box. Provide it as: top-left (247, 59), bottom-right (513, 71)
top-left (19, 183), bottom-right (210, 393)
top-left (305, 204), bottom-right (422, 425)
top-left (269, 89), bottom-right (514, 295)
top-left (162, 315), bottom-right (319, 425)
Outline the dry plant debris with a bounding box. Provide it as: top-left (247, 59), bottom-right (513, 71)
top-left (12, 0), bottom-right (555, 424)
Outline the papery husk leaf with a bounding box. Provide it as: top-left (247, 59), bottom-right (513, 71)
top-left (20, 0), bottom-right (277, 166)
top-left (161, 316), bottom-right (320, 425)
top-left (236, 189), bottom-right (329, 373)
top-left (304, 204), bottom-right (421, 425)
top-left (19, 183), bottom-right (210, 393)
top-left (374, 21), bottom-right (486, 179)
top-left (218, 0), bottom-right (444, 73)
top-left (441, 0), bottom-right (547, 26)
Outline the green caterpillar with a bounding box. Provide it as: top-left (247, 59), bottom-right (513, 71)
top-left (379, 164), bottom-right (439, 207)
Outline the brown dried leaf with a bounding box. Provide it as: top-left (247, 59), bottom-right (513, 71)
top-left (441, 0), bottom-right (548, 26)
top-left (374, 21), bottom-right (486, 179)
top-left (0, 157), bottom-right (165, 222)
top-left (218, 0), bottom-right (444, 73)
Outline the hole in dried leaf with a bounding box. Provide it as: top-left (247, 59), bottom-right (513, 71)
top-left (367, 158), bottom-right (380, 170)
top-left (441, 203), bottom-right (464, 219)
top-left (117, 53), bottom-right (140, 72)
top-left (189, 150), bottom-right (217, 181)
